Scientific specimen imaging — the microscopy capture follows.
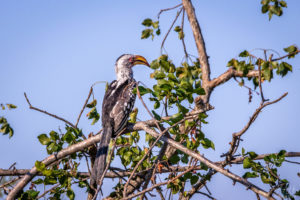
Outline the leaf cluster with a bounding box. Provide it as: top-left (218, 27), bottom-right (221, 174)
top-left (141, 18), bottom-right (160, 40)
top-left (228, 46), bottom-right (297, 88)
top-left (261, 0), bottom-right (287, 20)
top-left (242, 149), bottom-right (297, 199)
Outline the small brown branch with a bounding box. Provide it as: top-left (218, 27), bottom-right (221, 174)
top-left (271, 50), bottom-right (300, 61)
top-left (123, 84), bottom-right (167, 197)
top-left (284, 159), bottom-right (300, 165)
top-left (209, 68), bottom-right (259, 89)
top-left (257, 63), bottom-right (267, 103)
top-left (75, 87), bottom-right (93, 128)
top-left (24, 92), bottom-right (76, 128)
top-left (161, 7), bottom-right (183, 54)
top-left (180, 9), bottom-right (189, 60)
top-left (121, 166), bottom-right (195, 200)
top-left (195, 191), bottom-right (216, 200)
top-left (37, 183), bottom-right (60, 199)
top-left (182, 0), bottom-right (210, 103)
top-left (157, 3), bottom-right (183, 19)
top-left (224, 92), bottom-right (288, 161)
top-left (0, 177), bottom-right (21, 189)
top-left (136, 123), bottom-right (274, 199)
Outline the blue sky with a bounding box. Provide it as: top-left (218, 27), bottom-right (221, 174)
top-left (0, 0), bottom-right (300, 199)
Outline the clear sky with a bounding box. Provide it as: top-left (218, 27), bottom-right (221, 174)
top-left (0, 0), bottom-right (300, 199)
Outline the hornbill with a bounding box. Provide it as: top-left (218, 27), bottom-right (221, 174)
top-left (91, 54), bottom-right (150, 187)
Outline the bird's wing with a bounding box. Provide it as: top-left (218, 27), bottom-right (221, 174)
top-left (110, 80), bottom-right (136, 136)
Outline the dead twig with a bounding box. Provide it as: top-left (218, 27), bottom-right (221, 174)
top-left (24, 92), bottom-right (76, 129)
top-left (161, 7), bottom-right (183, 54)
top-left (157, 3), bottom-right (183, 19)
top-left (75, 87), bottom-right (93, 128)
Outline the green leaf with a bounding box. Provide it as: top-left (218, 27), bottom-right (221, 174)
top-left (49, 131), bottom-right (59, 141)
top-left (136, 86), bottom-right (151, 96)
top-left (38, 134), bottom-right (51, 145)
top-left (152, 21), bottom-right (159, 29)
top-left (201, 138), bottom-right (215, 150)
top-left (154, 101), bottom-right (160, 109)
top-left (190, 175), bottom-right (199, 185)
top-left (86, 99), bottom-right (97, 108)
top-left (243, 172), bottom-right (258, 179)
top-left (178, 31), bottom-right (184, 40)
top-left (261, 4), bottom-right (269, 13)
top-left (279, 1), bottom-right (287, 7)
top-left (67, 189), bottom-right (75, 200)
top-left (22, 190), bottom-right (40, 199)
top-left (284, 45), bottom-right (298, 58)
top-left (156, 28), bottom-right (161, 35)
top-left (142, 18), bottom-right (152, 27)
top-left (243, 157), bottom-right (252, 169)
top-left (239, 50), bottom-right (249, 57)
top-left (193, 87), bottom-right (205, 95)
top-left (295, 190), bottom-right (300, 196)
top-left (170, 113), bottom-right (183, 123)
top-left (35, 161), bottom-right (45, 171)
top-left (169, 154), bottom-right (180, 164)
top-left (32, 178), bottom-right (44, 184)
top-left (141, 29), bottom-right (153, 39)
top-left (150, 60), bottom-right (160, 69)
top-left (153, 71), bottom-right (166, 79)
top-left (62, 131), bottom-right (76, 144)
top-left (174, 26), bottom-right (181, 32)
top-left (6, 104), bottom-right (17, 109)
top-left (248, 151), bottom-right (258, 159)
top-left (160, 60), bottom-right (170, 72)
top-left (151, 110), bottom-right (161, 120)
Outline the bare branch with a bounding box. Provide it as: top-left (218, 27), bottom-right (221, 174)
top-left (75, 87), bottom-right (93, 128)
top-left (24, 92), bottom-right (76, 129)
top-left (37, 183), bottom-right (60, 199)
top-left (121, 166), bottom-right (196, 200)
top-left (209, 68), bottom-right (259, 89)
top-left (182, 0), bottom-right (210, 102)
top-left (161, 8), bottom-right (183, 54)
top-left (224, 92), bottom-right (288, 161)
top-left (271, 50), bottom-right (300, 61)
top-left (157, 3), bottom-right (183, 19)
top-left (136, 123), bottom-right (274, 199)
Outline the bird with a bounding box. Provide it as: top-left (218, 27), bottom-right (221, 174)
top-left (91, 54), bottom-right (150, 188)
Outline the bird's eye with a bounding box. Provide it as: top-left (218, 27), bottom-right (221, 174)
top-left (129, 57), bottom-right (134, 63)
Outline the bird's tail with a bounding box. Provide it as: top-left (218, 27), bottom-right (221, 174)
top-left (91, 126), bottom-right (112, 187)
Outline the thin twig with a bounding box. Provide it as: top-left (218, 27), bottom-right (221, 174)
top-left (223, 92), bottom-right (288, 161)
top-left (157, 3), bottom-right (183, 19)
top-left (195, 191), bottom-right (216, 200)
top-left (285, 159), bottom-right (300, 165)
top-left (181, 9), bottom-right (190, 61)
top-left (272, 50), bottom-right (300, 61)
top-left (75, 87), bottom-right (93, 128)
top-left (121, 166), bottom-right (195, 200)
top-left (37, 183), bottom-right (60, 199)
top-left (123, 84), bottom-right (165, 197)
top-left (161, 7), bottom-right (183, 54)
top-left (24, 92), bottom-right (76, 128)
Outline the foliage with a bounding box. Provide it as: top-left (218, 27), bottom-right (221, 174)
top-left (2, 1), bottom-right (300, 200)
top-left (0, 103), bottom-right (17, 138)
top-left (141, 18), bottom-right (160, 40)
top-left (260, 0), bottom-right (287, 20)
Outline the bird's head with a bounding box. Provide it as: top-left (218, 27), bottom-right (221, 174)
top-left (115, 54), bottom-right (150, 81)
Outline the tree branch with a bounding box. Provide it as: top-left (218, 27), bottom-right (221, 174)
top-left (182, 0), bottom-right (210, 102)
top-left (24, 92), bottom-right (76, 129)
top-left (136, 123), bottom-right (274, 199)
